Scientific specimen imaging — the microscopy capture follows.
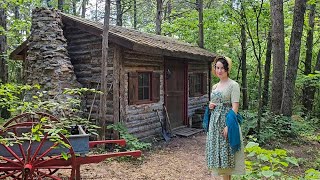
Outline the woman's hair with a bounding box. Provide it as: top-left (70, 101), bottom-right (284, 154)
top-left (214, 57), bottom-right (229, 76)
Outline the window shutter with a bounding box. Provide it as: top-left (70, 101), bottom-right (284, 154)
top-left (152, 72), bottom-right (160, 102)
top-left (128, 72), bottom-right (138, 105)
top-left (202, 73), bottom-right (208, 95)
top-left (189, 74), bottom-right (195, 97)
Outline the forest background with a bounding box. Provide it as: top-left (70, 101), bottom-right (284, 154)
top-left (0, 0), bottom-right (319, 179)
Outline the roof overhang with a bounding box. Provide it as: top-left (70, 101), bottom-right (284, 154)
top-left (10, 13), bottom-right (216, 62)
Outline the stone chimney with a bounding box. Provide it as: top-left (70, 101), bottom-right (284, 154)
top-left (25, 8), bottom-right (80, 99)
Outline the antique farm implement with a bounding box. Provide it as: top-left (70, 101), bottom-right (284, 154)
top-left (0, 112), bottom-right (141, 180)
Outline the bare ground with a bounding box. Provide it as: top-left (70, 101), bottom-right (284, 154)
top-left (79, 132), bottom-right (221, 180)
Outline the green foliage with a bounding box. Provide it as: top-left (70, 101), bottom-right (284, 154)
top-left (240, 110), bottom-right (319, 145)
top-left (241, 141), bottom-right (299, 179)
top-left (0, 83), bottom-right (101, 135)
top-left (107, 123), bottom-right (151, 151)
top-left (303, 168), bottom-right (320, 179)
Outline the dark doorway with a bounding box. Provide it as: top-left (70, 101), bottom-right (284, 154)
top-left (165, 59), bottom-right (186, 129)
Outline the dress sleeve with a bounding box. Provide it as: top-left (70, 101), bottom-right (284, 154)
top-left (231, 82), bottom-right (240, 103)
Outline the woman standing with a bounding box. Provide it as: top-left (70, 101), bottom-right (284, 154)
top-left (206, 56), bottom-right (245, 180)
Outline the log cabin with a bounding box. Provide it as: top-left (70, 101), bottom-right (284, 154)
top-left (10, 8), bottom-right (216, 140)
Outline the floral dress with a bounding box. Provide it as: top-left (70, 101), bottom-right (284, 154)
top-left (205, 78), bottom-right (245, 175)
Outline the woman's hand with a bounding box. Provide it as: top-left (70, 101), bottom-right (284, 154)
top-left (222, 126), bottom-right (228, 139)
top-left (209, 102), bottom-right (216, 110)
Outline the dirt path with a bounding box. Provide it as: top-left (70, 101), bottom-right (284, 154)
top-left (80, 132), bottom-right (221, 180)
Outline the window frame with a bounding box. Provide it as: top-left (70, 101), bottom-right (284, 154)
top-left (189, 73), bottom-right (206, 97)
top-left (128, 71), bottom-right (160, 105)
top-left (137, 71), bottom-right (152, 104)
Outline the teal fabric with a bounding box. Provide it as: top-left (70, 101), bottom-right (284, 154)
top-left (202, 106), bottom-right (210, 132)
top-left (226, 109), bottom-right (242, 154)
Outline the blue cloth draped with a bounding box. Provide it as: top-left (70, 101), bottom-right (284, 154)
top-left (202, 106), bottom-right (211, 132)
top-left (226, 109), bottom-right (243, 154)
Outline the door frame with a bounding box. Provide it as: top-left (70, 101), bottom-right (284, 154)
top-left (164, 58), bottom-right (188, 128)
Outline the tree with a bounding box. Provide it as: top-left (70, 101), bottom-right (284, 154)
top-left (58, 0), bottom-right (64, 11)
top-left (81, 0), bottom-right (87, 18)
top-left (116, 0), bottom-right (123, 26)
top-left (302, 3), bottom-right (316, 114)
top-left (156, 0), bottom-right (163, 35)
top-left (133, 0), bottom-right (137, 29)
top-left (241, 0), bottom-right (267, 138)
top-left (240, 4), bottom-right (248, 110)
top-left (262, 31), bottom-right (272, 110)
top-left (196, 0), bottom-right (204, 48)
top-left (281, 0), bottom-right (307, 116)
top-left (99, 0), bottom-right (111, 142)
top-left (0, 7), bottom-right (7, 83)
top-left (270, 0), bottom-right (285, 115)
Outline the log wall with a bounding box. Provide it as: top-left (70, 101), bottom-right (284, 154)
top-left (63, 26), bottom-right (115, 124)
top-left (122, 50), bottom-right (164, 140)
top-left (188, 61), bottom-right (210, 117)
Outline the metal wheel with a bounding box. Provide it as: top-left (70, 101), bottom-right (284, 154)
top-left (0, 113), bottom-right (76, 180)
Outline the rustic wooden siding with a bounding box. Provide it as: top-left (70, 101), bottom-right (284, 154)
top-left (122, 50), bottom-right (164, 140)
top-left (188, 61), bottom-right (209, 117)
top-left (63, 26), bottom-right (115, 123)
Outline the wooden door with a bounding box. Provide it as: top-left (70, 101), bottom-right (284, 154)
top-left (165, 59), bottom-right (186, 129)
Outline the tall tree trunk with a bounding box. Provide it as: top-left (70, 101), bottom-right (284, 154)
top-left (46, 0), bottom-right (52, 7)
top-left (0, 7), bottom-right (9, 118)
top-left (197, 0), bottom-right (204, 48)
top-left (166, 0), bottom-right (172, 36)
top-left (270, 0), bottom-right (285, 115)
top-left (0, 7), bottom-right (7, 83)
top-left (240, 8), bottom-right (248, 110)
top-left (133, 0), bottom-right (137, 29)
top-left (72, 0), bottom-right (77, 15)
top-left (262, 30), bottom-right (272, 110)
top-left (156, 0), bottom-right (163, 35)
top-left (14, 6), bottom-right (22, 83)
top-left (302, 3), bottom-right (316, 114)
top-left (58, 0), bottom-right (64, 11)
top-left (316, 50), bottom-right (320, 71)
top-left (99, 0), bottom-right (111, 143)
top-left (281, 0), bottom-right (307, 116)
top-left (82, 0), bottom-right (87, 18)
top-left (116, 0), bottom-right (122, 26)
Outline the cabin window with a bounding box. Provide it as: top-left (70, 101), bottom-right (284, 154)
top-left (138, 73), bottom-right (151, 100)
top-left (128, 72), bottom-right (160, 105)
top-left (189, 73), bottom-right (207, 97)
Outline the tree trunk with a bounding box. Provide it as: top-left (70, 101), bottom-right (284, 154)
top-left (197, 0), bottom-right (204, 48)
top-left (72, 0), bottom-right (77, 15)
top-left (240, 8), bottom-right (248, 110)
top-left (316, 50), bottom-right (320, 71)
top-left (81, 0), bottom-right (87, 18)
top-left (58, 0), bottom-right (64, 11)
top-left (281, 0), bottom-right (307, 117)
top-left (0, 7), bottom-right (7, 83)
top-left (99, 0), bottom-right (111, 142)
top-left (14, 6), bottom-right (22, 83)
top-left (116, 0), bottom-right (122, 26)
top-left (46, 0), bottom-right (52, 7)
top-left (133, 0), bottom-right (137, 29)
top-left (302, 3), bottom-right (315, 114)
top-left (166, 0), bottom-right (172, 36)
top-left (270, 0), bottom-right (286, 115)
top-left (156, 0), bottom-right (163, 35)
top-left (262, 30), bottom-right (272, 110)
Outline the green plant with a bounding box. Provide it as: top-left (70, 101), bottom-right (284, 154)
top-left (242, 141), bottom-right (299, 179)
top-left (0, 84), bottom-right (101, 136)
top-left (303, 168), bottom-right (320, 179)
top-left (107, 123), bottom-right (151, 151)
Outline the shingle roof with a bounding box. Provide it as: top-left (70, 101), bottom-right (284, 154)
top-left (61, 13), bottom-right (216, 61)
top-left (10, 13), bottom-right (216, 61)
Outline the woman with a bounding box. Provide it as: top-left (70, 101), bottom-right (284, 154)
top-left (206, 56), bottom-right (245, 180)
